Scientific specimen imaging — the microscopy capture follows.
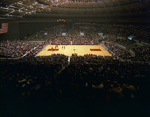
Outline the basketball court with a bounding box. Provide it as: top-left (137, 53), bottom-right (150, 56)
top-left (36, 45), bottom-right (112, 57)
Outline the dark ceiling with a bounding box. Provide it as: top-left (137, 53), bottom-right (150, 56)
top-left (0, 0), bottom-right (150, 20)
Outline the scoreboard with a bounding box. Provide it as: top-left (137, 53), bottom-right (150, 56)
top-left (57, 19), bottom-right (65, 22)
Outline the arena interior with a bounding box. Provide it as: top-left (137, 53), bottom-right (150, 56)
top-left (0, 0), bottom-right (150, 117)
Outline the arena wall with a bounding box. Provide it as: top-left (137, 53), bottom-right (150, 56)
top-left (0, 23), bottom-right (19, 40)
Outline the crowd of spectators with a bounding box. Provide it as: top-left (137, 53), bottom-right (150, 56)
top-left (104, 42), bottom-right (132, 59)
top-left (36, 54), bottom-right (68, 66)
top-left (56, 24), bottom-right (72, 36)
top-left (113, 38), bottom-right (135, 46)
top-left (25, 23), bottom-right (150, 43)
top-left (1, 56), bottom-right (149, 116)
top-left (26, 25), bottom-right (57, 41)
top-left (51, 36), bottom-right (71, 45)
top-left (70, 55), bottom-right (113, 64)
top-left (72, 35), bottom-right (98, 45)
top-left (77, 23), bottom-right (150, 43)
top-left (97, 24), bottom-right (150, 43)
top-left (56, 61), bottom-right (149, 106)
top-left (0, 40), bottom-right (43, 58)
top-left (132, 25), bottom-right (150, 43)
top-left (18, 53), bottom-right (68, 67)
top-left (103, 36), bottom-right (135, 46)
top-left (131, 45), bottom-right (150, 62)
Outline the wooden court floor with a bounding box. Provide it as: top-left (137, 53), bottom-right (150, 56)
top-left (36, 45), bottom-right (112, 57)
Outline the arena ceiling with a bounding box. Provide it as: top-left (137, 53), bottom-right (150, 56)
top-left (0, 0), bottom-right (150, 20)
